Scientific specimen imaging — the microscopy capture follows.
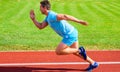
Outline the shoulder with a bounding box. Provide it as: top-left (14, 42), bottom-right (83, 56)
top-left (48, 11), bottom-right (57, 16)
top-left (47, 11), bottom-right (58, 20)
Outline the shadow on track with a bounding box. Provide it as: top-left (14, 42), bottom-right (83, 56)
top-left (0, 67), bottom-right (86, 72)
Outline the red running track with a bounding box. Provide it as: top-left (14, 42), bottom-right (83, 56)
top-left (0, 51), bottom-right (120, 72)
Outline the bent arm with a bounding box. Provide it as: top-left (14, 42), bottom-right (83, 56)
top-left (32, 20), bottom-right (48, 29)
top-left (57, 14), bottom-right (88, 25)
top-left (30, 10), bottom-right (48, 29)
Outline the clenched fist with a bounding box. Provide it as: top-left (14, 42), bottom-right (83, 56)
top-left (30, 10), bottom-right (35, 20)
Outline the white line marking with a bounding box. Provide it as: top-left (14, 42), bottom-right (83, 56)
top-left (0, 62), bottom-right (120, 66)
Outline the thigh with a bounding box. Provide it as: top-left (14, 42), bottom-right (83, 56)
top-left (70, 41), bottom-right (79, 49)
top-left (56, 42), bottom-right (68, 51)
top-left (56, 41), bottom-right (79, 51)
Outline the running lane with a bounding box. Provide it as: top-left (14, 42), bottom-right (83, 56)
top-left (0, 51), bottom-right (119, 72)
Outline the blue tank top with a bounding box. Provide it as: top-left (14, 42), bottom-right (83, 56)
top-left (44, 11), bottom-right (75, 37)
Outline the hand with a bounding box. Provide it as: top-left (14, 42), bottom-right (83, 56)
top-left (30, 10), bottom-right (35, 20)
top-left (79, 20), bottom-right (88, 26)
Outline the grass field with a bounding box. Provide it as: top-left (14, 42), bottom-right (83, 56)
top-left (0, 0), bottom-right (120, 51)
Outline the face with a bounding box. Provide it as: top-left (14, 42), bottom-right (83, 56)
top-left (40, 5), bottom-right (46, 14)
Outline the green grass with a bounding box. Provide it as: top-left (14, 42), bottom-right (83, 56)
top-left (0, 0), bottom-right (120, 51)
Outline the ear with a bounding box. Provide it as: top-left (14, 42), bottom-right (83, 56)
top-left (44, 6), bottom-right (48, 10)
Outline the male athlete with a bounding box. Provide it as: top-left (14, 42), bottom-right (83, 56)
top-left (30, 0), bottom-right (99, 71)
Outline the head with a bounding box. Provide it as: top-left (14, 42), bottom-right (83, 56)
top-left (40, 0), bottom-right (51, 14)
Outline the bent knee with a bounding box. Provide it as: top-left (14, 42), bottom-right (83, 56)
top-left (55, 50), bottom-right (62, 55)
top-left (55, 49), bottom-right (63, 55)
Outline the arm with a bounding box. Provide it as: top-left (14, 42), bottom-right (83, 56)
top-left (57, 14), bottom-right (88, 26)
top-left (30, 10), bottom-right (48, 29)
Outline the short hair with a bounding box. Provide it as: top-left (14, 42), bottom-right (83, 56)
top-left (40, 0), bottom-right (51, 10)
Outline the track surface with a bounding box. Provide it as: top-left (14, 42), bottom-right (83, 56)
top-left (0, 51), bottom-right (120, 72)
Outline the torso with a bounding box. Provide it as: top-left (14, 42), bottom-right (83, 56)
top-left (44, 11), bottom-right (75, 38)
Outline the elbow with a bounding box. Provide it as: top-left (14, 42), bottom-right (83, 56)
top-left (38, 27), bottom-right (43, 30)
top-left (37, 26), bottom-right (43, 30)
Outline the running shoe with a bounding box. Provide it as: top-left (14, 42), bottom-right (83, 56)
top-left (86, 62), bottom-right (99, 71)
top-left (79, 46), bottom-right (87, 60)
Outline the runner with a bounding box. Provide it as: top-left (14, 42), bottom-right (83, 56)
top-left (30, 0), bottom-right (99, 71)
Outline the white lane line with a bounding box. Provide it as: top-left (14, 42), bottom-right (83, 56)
top-left (0, 62), bottom-right (120, 66)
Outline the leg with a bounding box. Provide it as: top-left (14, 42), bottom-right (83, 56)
top-left (55, 39), bottom-right (99, 71)
top-left (70, 41), bottom-right (95, 65)
top-left (56, 41), bottom-right (95, 65)
top-left (55, 42), bottom-right (79, 55)
top-left (70, 42), bottom-right (99, 71)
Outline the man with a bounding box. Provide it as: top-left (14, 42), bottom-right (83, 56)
top-left (30, 0), bottom-right (99, 71)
